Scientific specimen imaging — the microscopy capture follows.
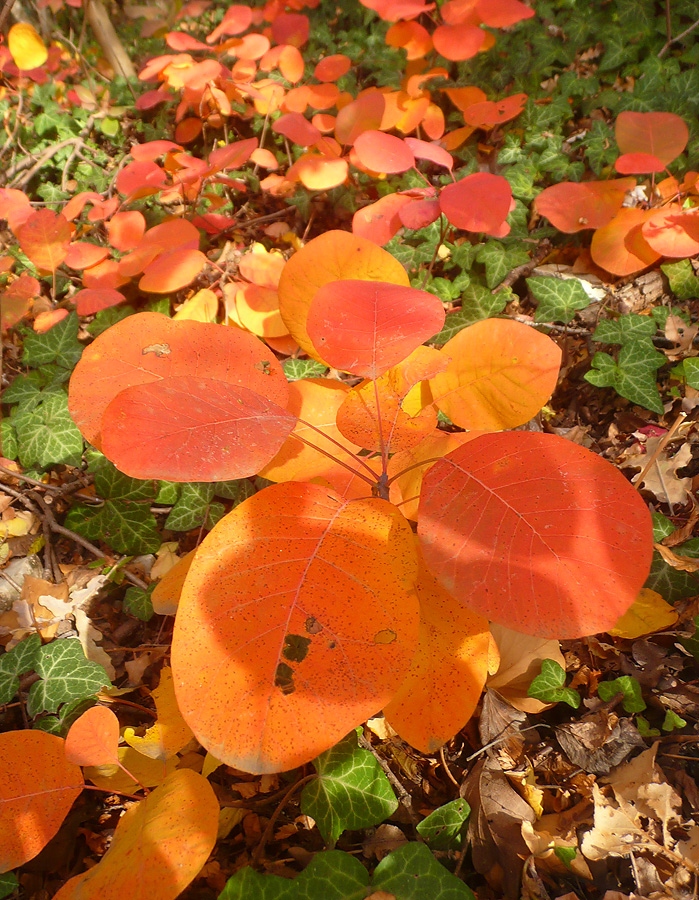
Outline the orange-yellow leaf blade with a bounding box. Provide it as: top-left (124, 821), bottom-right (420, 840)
top-left (52, 769), bottom-right (218, 900)
top-left (65, 706), bottom-right (120, 767)
top-left (172, 482), bottom-right (420, 773)
top-left (0, 731), bottom-right (84, 872)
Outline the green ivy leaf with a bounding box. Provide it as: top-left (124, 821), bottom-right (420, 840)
top-left (635, 715), bottom-right (660, 737)
top-left (662, 709), bottom-right (686, 732)
top-left (155, 481), bottom-right (181, 505)
top-left (526, 276), bottom-right (591, 324)
top-left (475, 241), bottom-right (527, 288)
top-left (13, 390), bottom-right (84, 468)
top-left (212, 479), bottom-right (257, 504)
top-left (682, 358), bottom-right (699, 390)
top-left (27, 639), bottom-right (110, 716)
top-left (165, 483), bottom-right (224, 531)
top-left (295, 851), bottom-right (368, 900)
top-left (597, 676), bottom-right (646, 713)
top-left (282, 359), bottom-right (328, 381)
top-left (431, 284), bottom-right (508, 344)
top-left (593, 315), bottom-right (656, 345)
top-left (0, 419), bottom-right (18, 461)
top-left (584, 343), bottom-right (665, 413)
top-left (372, 842), bottom-right (476, 900)
top-left (0, 634), bottom-right (42, 704)
top-left (651, 512), bottom-right (675, 542)
top-left (21, 311), bottom-right (83, 371)
top-left (527, 659), bottom-right (580, 708)
top-left (123, 584), bottom-right (155, 622)
top-left (301, 730), bottom-right (398, 844)
top-left (87, 305), bottom-right (136, 337)
top-left (218, 866), bottom-right (297, 900)
top-left (0, 872), bottom-right (19, 900)
top-left (416, 798), bottom-right (470, 850)
top-left (33, 696), bottom-right (95, 736)
top-left (661, 259), bottom-right (699, 301)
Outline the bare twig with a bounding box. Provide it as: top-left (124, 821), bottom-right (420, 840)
top-left (658, 15), bottom-right (699, 57)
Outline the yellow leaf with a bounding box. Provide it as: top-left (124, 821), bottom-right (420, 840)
top-left (8, 23), bottom-right (48, 71)
top-left (124, 667), bottom-right (194, 760)
top-left (173, 288), bottom-right (218, 323)
top-left (83, 746), bottom-right (177, 793)
top-left (608, 587), bottom-right (678, 639)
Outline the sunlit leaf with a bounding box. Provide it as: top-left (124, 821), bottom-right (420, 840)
top-left (418, 432), bottom-right (653, 639)
top-left (334, 91), bottom-right (386, 145)
top-left (139, 248), bottom-right (208, 293)
top-left (171, 482), bottom-right (420, 773)
top-left (352, 193), bottom-right (414, 245)
top-left (608, 588), bottom-right (679, 639)
top-left (615, 111), bottom-right (688, 166)
top-left (106, 211), bottom-right (147, 252)
top-left (8, 23), bottom-right (48, 70)
top-left (533, 178), bottom-right (636, 233)
top-left (16, 209), bottom-right (71, 273)
top-left (428, 318), bottom-right (561, 430)
top-left (462, 93), bottom-right (527, 127)
top-left (353, 130), bottom-right (415, 174)
top-left (69, 312), bottom-right (289, 448)
top-left (52, 770), bottom-right (218, 900)
top-left (433, 23), bottom-right (485, 60)
top-left (590, 208), bottom-right (661, 277)
top-left (65, 706), bottom-right (120, 767)
top-left (476, 0), bottom-right (535, 26)
top-left (314, 54), bottom-right (351, 81)
top-left (123, 667), bottom-right (194, 760)
top-left (101, 375), bottom-right (297, 482)
top-left (73, 288), bottom-right (126, 316)
top-left (384, 554), bottom-right (490, 753)
top-left (641, 206), bottom-right (699, 258)
top-left (336, 346), bottom-right (447, 452)
top-left (277, 230), bottom-right (409, 360)
top-left (439, 173), bottom-right (512, 235)
top-left (0, 730), bottom-right (83, 872)
top-left (307, 279), bottom-right (445, 379)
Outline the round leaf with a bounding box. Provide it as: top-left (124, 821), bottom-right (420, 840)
top-left (171, 482), bottom-right (420, 773)
top-left (615, 111), bottom-right (688, 166)
top-left (8, 22), bottom-right (47, 70)
top-left (68, 311), bottom-right (289, 448)
top-left (52, 769), bottom-right (218, 900)
top-left (590, 208), bottom-right (661, 277)
top-left (139, 248), bottom-right (208, 293)
top-left (0, 730), bottom-right (84, 872)
top-left (429, 318), bottom-right (561, 430)
top-left (277, 230), bottom-right (409, 360)
top-left (418, 432), bottom-right (653, 639)
top-left (65, 706), bottom-right (120, 767)
top-left (533, 179), bottom-right (636, 233)
top-left (16, 209), bottom-right (71, 273)
top-left (439, 173), bottom-right (512, 234)
top-left (101, 375), bottom-right (297, 482)
top-left (306, 279), bottom-right (445, 379)
top-left (353, 130), bottom-right (415, 174)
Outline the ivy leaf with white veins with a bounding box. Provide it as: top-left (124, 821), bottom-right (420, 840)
top-left (584, 342), bottom-right (665, 413)
top-left (527, 659), bottom-right (580, 709)
top-left (13, 390), bottom-right (84, 468)
top-left (527, 276), bottom-right (592, 324)
top-left (372, 842), bottom-right (476, 900)
top-left (27, 639), bottom-right (111, 716)
top-left (282, 359), bottom-right (328, 381)
top-left (21, 311), bottom-right (83, 371)
top-left (165, 483), bottom-right (225, 531)
top-left (0, 634), bottom-right (41, 704)
top-left (301, 729), bottom-right (398, 844)
top-left (593, 315), bottom-right (657, 345)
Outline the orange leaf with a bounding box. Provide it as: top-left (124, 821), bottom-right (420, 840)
top-left (336, 346), bottom-right (448, 452)
top-left (433, 23), bottom-right (485, 60)
top-left (101, 375), bottom-right (296, 482)
top-left (277, 230), bottom-right (409, 360)
top-left (0, 730), bottom-right (83, 872)
top-left (152, 549), bottom-right (197, 615)
top-left (139, 248), bottom-right (208, 293)
top-left (107, 211), bottom-right (146, 252)
top-left (352, 193), bottom-right (414, 246)
top-left (64, 242), bottom-right (110, 270)
top-left (384, 553), bottom-right (490, 752)
top-left (115, 160), bottom-right (168, 199)
top-left (0, 187), bottom-right (33, 232)
top-left (439, 173), bottom-right (512, 235)
top-left (404, 137), bottom-right (453, 169)
top-left (171, 482), bottom-right (420, 773)
top-left (615, 111), bottom-right (688, 166)
top-left (641, 206), bottom-right (699, 258)
top-left (68, 311), bottom-right (289, 448)
top-left (16, 209), bottom-right (71, 272)
top-left (443, 85), bottom-right (486, 111)
top-left (278, 44), bottom-right (305, 83)
top-left (533, 178), bottom-right (636, 233)
top-left (418, 432), bottom-right (653, 639)
top-left (429, 318), bottom-right (561, 430)
top-left (590, 208), bottom-right (661, 277)
top-left (614, 152), bottom-right (666, 175)
top-left (235, 284), bottom-right (288, 337)
top-left (65, 706), bottom-right (120, 767)
top-left (52, 770), bottom-right (218, 900)
top-left (73, 288), bottom-right (126, 316)
top-left (273, 112), bottom-right (323, 146)
top-left (1, 274), bottom-right (39, 332)
top-left (353, 130), bottom-right (415, 174)
top-left (306, 279), bottom-right (445, 378)
top-left (314, 54), bottom-right (351, 82)
top-left (8, 22), bottom-right (47, 70)
top-left (287, 154), bottom-right (349, 190)
top-left (475, 0), bottom-right (535, 26)
top-left (335, 91), bottom-right (386, 144)
top-left (386, 20), bottom-right (433, 59)
top-left (462, 93), bottom-right (527, 127)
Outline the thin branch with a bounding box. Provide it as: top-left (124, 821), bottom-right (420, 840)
top-left (658, 15), bottom-right (699, 57)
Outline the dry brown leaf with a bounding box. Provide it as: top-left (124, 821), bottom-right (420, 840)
top-left (654, 542), bottom-right (699, 572)
top-left (486, 624), bottom-right (565, 713)
top-left (624, 439), bottom-right (692, 506)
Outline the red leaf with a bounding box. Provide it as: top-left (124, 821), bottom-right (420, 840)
top-left (614, 152), bottom-right (666, 175)
top-left (306, 279), bottom-right (445, 378)
top-left (314, 54), bottom-right (352, 82)
top-left (206, 137), bottom-right (258, 174)
top-left (73, 288), bottom-right (126, 316)
top-left (334, 91), bottom-right (386, 145)
top-left (106, 211), bottom-right (146, 252)
top-left (115, 160), bottom-right (167, 198)
top-left (433, 23), bottom-right (485, 60)
top-left (130, 140), bottom-right (183, 161)
top-left (69, 311), bottom-right (289, 448)
top-left (398, 196), bottom-right (441, 230)
top-left (615, 111), bottom-right (688, 166)
top-left (475, 0), bottom-right (535, 26)
top-left (352, 193), bottom-right (413, 245)
top-left (404, 137), bottom-right (453, 169)
top-left (16, 209), bottom-right (71, 272)
top-left (533, 178), bottom-right (636, 233)
top-left (64, 242), bottom-right (109, 270)
top-left (439, 173), bottom-right (512, 234)
top-left (101, 375), bottom-right (297, 482)
top-left (353, 130), bottom-right (415, 174)
top-left (418, 432), bottom-right (653, 639)
top-left (272, 112), bottom-right (323, 147)
top-left (462, 93), bottom-right (527, 127)
top-left (271, 13), bottom-right (309, 47)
